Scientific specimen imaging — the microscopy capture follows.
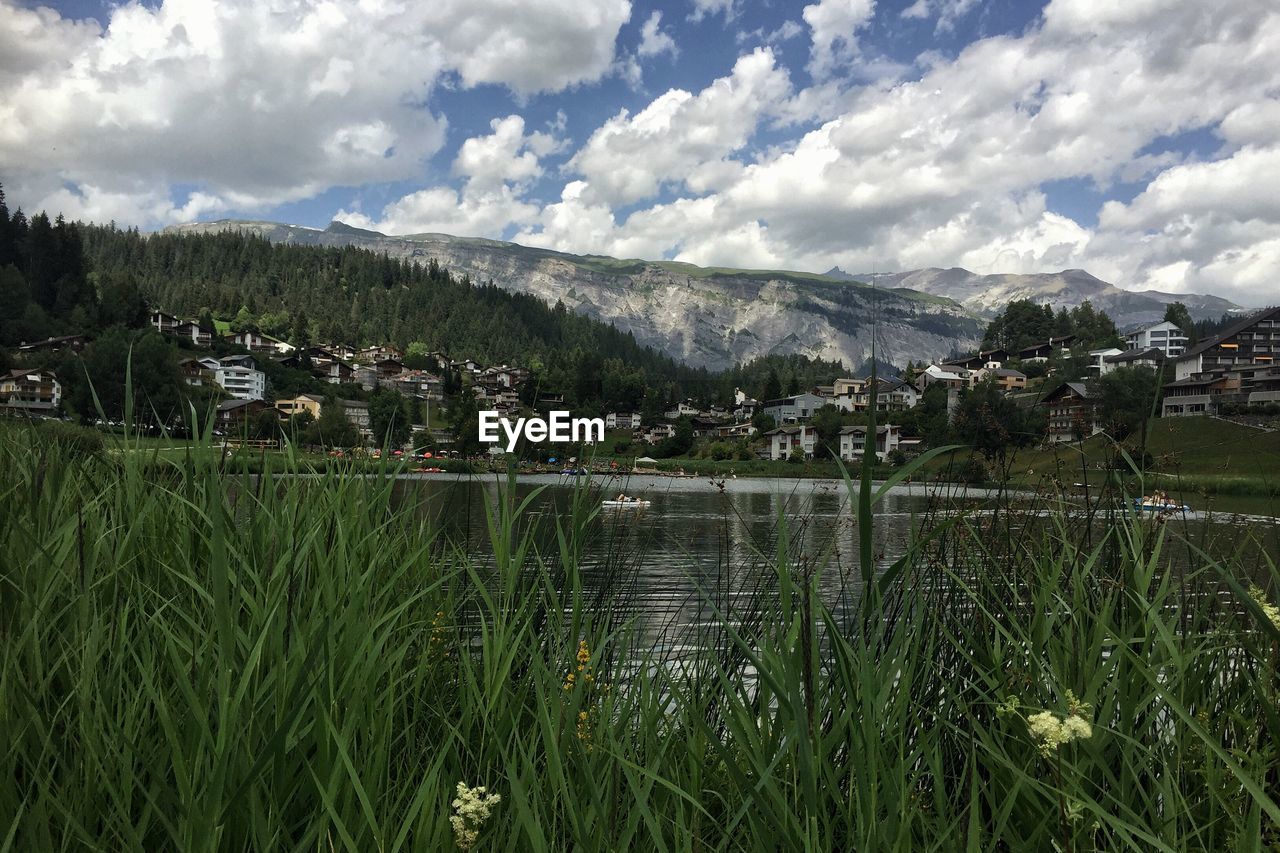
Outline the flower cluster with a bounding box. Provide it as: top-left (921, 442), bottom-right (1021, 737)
top-left (564, 640), bottom-right (594, 691)
top-left (1248, 585), bottom-right (1280, 632)
top-left (430, 610), bottom-right (446, 648)
top-left (576, 708), bottom-right (594, 747)
top-left (449, 782), bottom-right (501, 850)
top-left (1025, 693), bottom-right (1093, 757)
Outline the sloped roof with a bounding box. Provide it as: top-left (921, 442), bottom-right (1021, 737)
top-left (1104, 347), bottom-right (1164, 364)
top-left (1178, 305), bottom-right (1280, 360)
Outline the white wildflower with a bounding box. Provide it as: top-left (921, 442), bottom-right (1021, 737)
top-left (1026, 708), bottom-right (1093, 756)
top-left (450, 782), bottom-right (501, 850)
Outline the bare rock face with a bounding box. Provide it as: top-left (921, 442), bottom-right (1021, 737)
top-left (166, 220), bottom-right (985, 370)
top-left (831, 267), bottom-right (1241, 328)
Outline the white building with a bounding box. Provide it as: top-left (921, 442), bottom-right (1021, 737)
top-left (215, 355), bottom-right (266, 401)
top-left (765, 425), bottom-right (816, 460)
top-left (762, 392), bottom-right (826, 424)
top-left (0, 368), bottom-right (61, 414)
top-left (1125, 320), bottom-right (1188, 358)
top-left (664, 400), bottom-right (700, 419)
top-left (606, 412), bottom-right (642, 430)
top-left (1088, 348), bottom-right (1125, 376)
top-left (838, 424), bottom-right (900, 462)
top-left (914, 364), bottom-right (972, 392)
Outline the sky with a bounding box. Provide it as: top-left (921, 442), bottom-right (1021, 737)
top-left (2, 0), bottom-right (1279, 307)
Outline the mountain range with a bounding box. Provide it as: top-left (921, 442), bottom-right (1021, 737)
top-left (166, 220), bottom-right (1239, 371)
top-left (827, 267), bottom-right (1240, 327)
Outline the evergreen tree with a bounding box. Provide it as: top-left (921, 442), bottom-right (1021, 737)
top-left (1163, 302), bottom-right (1197, 346)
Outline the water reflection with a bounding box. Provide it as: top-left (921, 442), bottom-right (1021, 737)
top-left (389, 471), bottom-right (1275, 656)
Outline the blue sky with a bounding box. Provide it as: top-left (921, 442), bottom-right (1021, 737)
top-left (3, 0), bottom-right (1279, 305)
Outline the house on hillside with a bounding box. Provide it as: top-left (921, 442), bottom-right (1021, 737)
top-left (1170, 306), bottom-right (1280, 381)
top-left (1019, 335), bottom-right (1077, 363)
top-left (150, 310), bottom-right (180, 335)
top-left (388, 371), bottom-right (444, 400)
top-left (876, 379), bottom-right (921, 411)
top-left (838, 424), bottom-right (900, 461)
top-left (226, 330), bottom-right (278, 353)
top-left (178, 358), bottom-right (210, 387)
top-left (1040, 382), bottom-right (1099, 443)
top-left (216, 398), bottom-right (270, 430)
top-left (915, 364), bottom-right (972, 392)
top-left (975, 367), bottom-right (1027, 392)
top-left (318, 359), bottom-right (354, 384)
top-left (664, 400), bottom-right (700, 420)
top-left (944, 349), bottom-right (1011, 371)
top-left (1088, 348), bottom-right (1126, 376)
top-left (765, 425), bottom-right (816, 460)
top-left (1125, 320), bottom-right (1188, 358)
top-left (275, 394), bottom-right (324, 420)
top-left (606, 412), bottom-right (642, 430)
top-left (17, 335), bottom-right (86, 356)
top-left (153, 310), bottom-right (211, 347)
top-left (1161, 371), bottom-right (1239, 417)
top-left (341, 399), bottom-right (370, 430)
top-left (762, 393), bottom-right (825, 424)
top-left (356, 345), bottom-right (404, 364)
top-left (1104, 347), bottom-right (1164, 373)
top-left (715, 421), bottom-right (756, 439)
top-left (214, 355), bottom-right (266, 401)
top-left (639, 423), bottom-right (675, 444)
top-left (0, 368), bottom-right (60, 415)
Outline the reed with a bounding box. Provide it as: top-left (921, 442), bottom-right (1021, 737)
top-left (1, 421), bottom-right (1278, 851)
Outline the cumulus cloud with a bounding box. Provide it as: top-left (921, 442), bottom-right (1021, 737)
top-left (454, 115), bottom-right (563, 193)
top-left (900, 0), bottom-right (980, 32)
top-left (688, 0), bottom-right (737, 23)
top-left (8, 0), bottom-right (1280, 309)
top-left (567, 47), bottom-right (794, 206)
top-left (336, 185), bottom-right (539, 238)
top-left (803, 0), bottom-right (877, 79)
top-left (638, 11), bottom-right (677, 58)
top-left (523, 0), bottom-right (1280, 307)
top-left (0, 0), bottom-right (629, 225)
top-left (334, 113), bottom-right (564, 237)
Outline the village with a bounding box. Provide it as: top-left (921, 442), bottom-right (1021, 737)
top-left (5, 304), bottom-right (1280, 468)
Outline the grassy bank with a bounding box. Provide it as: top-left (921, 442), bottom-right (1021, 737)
top-left (913, 417), bottom-right (1280, 501)
top-left (2, 426), bottom-right (1279, 849)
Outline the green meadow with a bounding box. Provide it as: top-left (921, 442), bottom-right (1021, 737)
top-left (2, 423), bottom-right (1279, 850)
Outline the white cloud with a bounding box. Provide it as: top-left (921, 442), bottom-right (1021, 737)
top-left (638, 11), bottom-right (677, 58)
top-left (334, 113), bottom-right (563, 238)
top-left (803, 0), bottom-right (877, 79)
top-left (8, 0), bottom-right (1280, 310)
top-left (511, 0), bottom-right (1280, 308)
top-left (900, 0), bottom-right (979, 32)
top-left (454, 115), bottom-right (563, 192)
top-left (689, 0), bottom-right (737, 23)
top-left (336, 185), bottom-right (538, 237)
top-left (567, 47), bottom-right (794, 205)
top-left (0, 0), bottom-right (630, 225)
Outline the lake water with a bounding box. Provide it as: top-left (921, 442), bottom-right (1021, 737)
top-left (391, 472), bottom-right (1280, 652)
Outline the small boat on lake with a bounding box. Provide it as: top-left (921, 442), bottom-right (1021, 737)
top-left (1134, 496), bottom-right (1190, 512)
top-left (603, 494), bottom-right (650, 509)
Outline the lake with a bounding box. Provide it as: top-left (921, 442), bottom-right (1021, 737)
top-left (390, 472), bottom-right (1280, 653)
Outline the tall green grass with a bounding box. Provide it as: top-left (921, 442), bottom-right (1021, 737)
top-left (1, 423), bottom-right (1278, 851)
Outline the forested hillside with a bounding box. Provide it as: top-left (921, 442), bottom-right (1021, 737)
top-left (79, 224), bottom-right (724, 402)
top-left (1, 188), bottom-right (866, 416)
